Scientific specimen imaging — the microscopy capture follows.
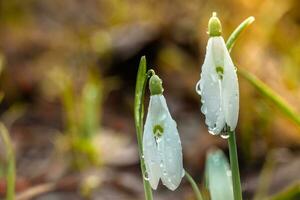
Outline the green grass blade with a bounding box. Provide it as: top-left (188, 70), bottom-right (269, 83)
top-left (226, 16), bottom-right (255, 53)
top-left (0, 123), bottom-right (15, 200)
top-left (134, 56), bottom-right (153, 200)
top-left (185, 171), bottom-right (203, 200)
top-left (226, 15), bottom-right (300, 128)
top-left (238, 68), bottom-right (300, 127)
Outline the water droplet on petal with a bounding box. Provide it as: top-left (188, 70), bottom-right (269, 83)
top-left (156, 137), bottom-right (162, 143)
top-left (210, 74), bottom-right (217, 82)
top-left (226, 170), bottom-right (232, 177)
top-left (181, 169), bottom-right (185, 177)
top-left (208, 130), bottom-right (218, 135)
top-left (160, 163), bottom-right (163, 168)
top-left (220, 134), bottom-right (230, 139)
top-left (195, 81), bottom-right (201, 95)
top-left (201, 106), bottom-right (207, 114)
top-left (144, 172), bottom-right (150, 181)
top-left (163, 170), bottom-right (167, 176)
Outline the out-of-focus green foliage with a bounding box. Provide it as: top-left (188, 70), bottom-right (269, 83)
top-left (0, 123), bottom-right (15, 200)
top-left (254, 152), bottom-right (276, 200)
top-left (49, 67), bottom-right (103, 170)
top-left (0, 0), bottom-right (299, 198)
top-left (80, 75), bottom-right (103, 139)
top-left (239, 68), bottom-right (300, 128)
top-left (266, 182), bottom-right (300, 200)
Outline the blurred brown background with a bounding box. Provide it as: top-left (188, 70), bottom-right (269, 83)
top-left (0, 0), bottom-right (300, 199)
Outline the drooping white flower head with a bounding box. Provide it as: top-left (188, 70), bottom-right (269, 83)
top-left (196, 12), bottom-right (239, 136)
top-left (143, 74), bottom-right (184, 191)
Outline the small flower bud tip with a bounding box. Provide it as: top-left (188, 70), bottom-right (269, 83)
top-left (208, 12), bottom-right (222, 37)
top-left (149, 75), bottom-right (164, 95)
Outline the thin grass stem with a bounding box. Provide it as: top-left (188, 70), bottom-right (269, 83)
top-left (185, 171), bottom-right (204, 200)
top-left (0, 123), bottom-right (15, 200)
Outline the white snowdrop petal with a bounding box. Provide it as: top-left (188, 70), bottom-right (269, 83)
top-left (211, 37), bottom-right (225, 67)
top-left (158, 118), bottom-right (183, 191)
top-left (149, 95), bottom-right (168, 125)
top-left (143, 97), bottom-right (162, 190)
top-left (209, 95), bottom-right (225, 135)
top-left (199, 37), bottom-right (224, 134)
top-left (143, 94), bottom-right (183, 190)
top-left (220, 38), bottom-right (239, 131)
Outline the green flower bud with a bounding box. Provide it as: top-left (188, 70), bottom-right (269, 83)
top-left (149, 75), bottom-right (164, 95)
top-left (208, 12), bottom-right (222, 37)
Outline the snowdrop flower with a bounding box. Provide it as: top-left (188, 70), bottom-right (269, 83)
top-left (196, 12), bottom-right (239, 136)
top-left (143, 74), bottom-right (184, 191)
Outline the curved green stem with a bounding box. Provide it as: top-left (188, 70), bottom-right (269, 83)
top-left (226, 15), bottom-right (300, 128)
top-left (185, 171), bottom-right (203, 200)
top-left (226, 16), bottom-right (255, 53)
top-left (0, 123), bottom-right (15, 200)
top-left (134, 56), bottom-right (153, 200)
top-left (228, 131), bottom-right (242, 200)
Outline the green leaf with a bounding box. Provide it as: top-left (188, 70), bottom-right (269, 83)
top-left (226, 16), bottom-right (300, 129)
top-left (238, 68), bottom-right (300, 127)
top-left (134, 56), bottom-right (147, 144)
top-left (205, 149), bottom-right (234, 200)
top-left (134, 56), bottom-right (153, 200)
top-left (226, 16), bottom-right (255, 53)
top-left (185, 171), bottom-right (204, 200)
top-left (0, 123), bottom-right (15, 200)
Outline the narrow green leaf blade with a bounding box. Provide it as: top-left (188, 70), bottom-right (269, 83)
top-left (134, 56), bottom-right (153, 200)
top-left (226, 16), bottom-right (300, 128)
top-left (134, 56), bottom-right (147, 142)
top-left (238, 68), bottom-right (300, 127)
top-left (226, 16), bottom-right (255, 53)
top-left (205, 149), bottom-right (234, 200)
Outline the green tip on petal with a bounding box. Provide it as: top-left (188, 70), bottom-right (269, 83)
top-left (208, 12), bottom-right (222, 37)
top-left (149, 75), bottom-right (164, 95)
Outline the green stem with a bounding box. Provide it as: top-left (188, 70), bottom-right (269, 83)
top-left (0, 123), bottom-right (15, 200)
top-left (228, 131), bottom-right (242, 200)
top-left (226, 15), bottom-right (300, 128)
top-left (185, 171), bottom-right (203, 200)
top-left (134, 56), bottom-right (153, 200)
top-left (224, 17), bottom-right (255, 200)
top-left (226, 16), bottom-right (255, 53)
